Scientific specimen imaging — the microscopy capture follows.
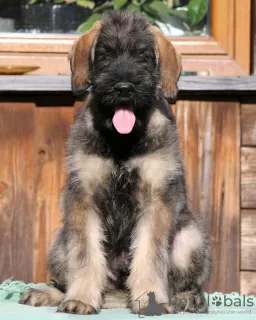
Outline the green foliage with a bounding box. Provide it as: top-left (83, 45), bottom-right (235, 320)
top-left (127, 3), bottom-right (141, 12)
top-left (77, 12), bottom-right (102, 32)
top-left (76, 0), bottom-right (95, 9)
top-left (188, 0), bottom-right (208, 26)
top-left (27, 0), bottom-right (209, 35)
top-left (114, 0), bottom-right (127, 9)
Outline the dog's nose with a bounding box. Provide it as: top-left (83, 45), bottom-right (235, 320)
top-left (114, 82), bottom-right (135, 98)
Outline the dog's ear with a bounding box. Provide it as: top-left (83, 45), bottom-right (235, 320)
top-left (150, 26), bottom-right (182, 103)
top-left (69, 21), bottom-right (102, 96)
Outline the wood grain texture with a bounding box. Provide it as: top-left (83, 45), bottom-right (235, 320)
top-left (33, 107), bottom-right (74, 283)
top-left (241, 272), bottom-right (256, 295)
top-left (242, 105), bottom-right (256, 146)
top-left (241, 210), bottom-right (256, 271)
top-left (0, 103), bottom-right (35, 282)
top-left (1, 76), bottom-right (256, 94)
top-left (0, 36), bottom-right (75, 54)
top-left (211, 0), bottom-right (235, 55)
top-left (241, 148), bottom-right (256, 208)
top-left (182, 56), bottom-right (247, 76)
top-left (176, 101), bottom-right (240, 293)
top-left (0, 55), bottom-right (247, 77)
top-left (0, 35), bottom-right (226, 55)
top-left (0, 53), bottom-right (71, 75)
top-left (235, 0), bottom-right (251, 73)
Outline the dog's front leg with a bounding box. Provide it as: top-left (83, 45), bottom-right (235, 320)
top-left (58, 208), bottom-right (107, 315)
top-left (127, 198), bottom-right (173, 315)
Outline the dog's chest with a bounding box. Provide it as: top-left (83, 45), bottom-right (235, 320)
top-left (95, 164), bottom-right (139, 255)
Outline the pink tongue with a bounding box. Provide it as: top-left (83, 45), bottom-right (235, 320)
top-left (112, 107), bottom-right (136, 134)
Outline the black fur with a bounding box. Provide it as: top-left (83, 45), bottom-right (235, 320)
top-left (95, 164), bottom-right (140, 256)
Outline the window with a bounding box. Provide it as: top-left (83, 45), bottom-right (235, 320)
top-left (0, 0), bottom-right (251, 76)
top-left (0, 0), bottom-right (210, 37)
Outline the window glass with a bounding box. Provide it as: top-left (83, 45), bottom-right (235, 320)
top-left (0, 0), bottom-right (210, 36)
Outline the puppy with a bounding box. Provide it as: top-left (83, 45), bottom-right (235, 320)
top-left (20, 11), bottom-right (211, 315)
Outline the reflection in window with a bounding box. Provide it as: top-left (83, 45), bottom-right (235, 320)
top-left (0, 0), bottom-right (210, 36)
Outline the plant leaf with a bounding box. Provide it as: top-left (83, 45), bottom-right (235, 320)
top-left (188, 0), bottom-right (208, 26)
top-left (127, 3), bottom-right (141, 12)
top-left (169, 8), bottom-right (188, 21)
top-left (28, 0), bottom-right (38, 4)
top-left (77, 13), bottom-right (102, 33)
top-left (76, 0), bottom-right (95, 9)
top-left (54, 0), bottom-right (66, 4)
top-left (114, 0), bottom-right (127, 10)
top-left (144, 0), bottom-right (169, 17)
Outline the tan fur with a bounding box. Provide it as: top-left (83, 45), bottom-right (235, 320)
top-left (150, 26), bottom-right (181, 102)
top-left (127, 132), bottom-right (179, 312)
top-left (171, 223), bottom-right (203, 271)
top-left (102, 290), bottom-right (129, 309)
top-left (129, 152), bottom-right (181, 190)
top-left (65, 209), bottom-right (107, 310)
top-left (20, 287), bottom-right (64, 307)
top-left (128, 109), bottom-right (181, 190)
top-left (58, 300), bottom-right (96, 315)
top-left (69, 21), bottom-right (102, 92)
top-left (147, 108), bottom-right (167, 134)
top-left (127, 200), bottom-right (170, 312)
top-left (67, 150), bottom-right (112, 195)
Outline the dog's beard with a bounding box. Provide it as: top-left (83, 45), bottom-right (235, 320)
top-left (92, 84), bottom-right (156, 134)
top-left (91, 93), bottom-right (155, 137)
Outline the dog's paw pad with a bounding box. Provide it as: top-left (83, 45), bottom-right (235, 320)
top-left (57, 300), bottom-right (97, 315)
top-left (19, 288), bottom-right (55, 307)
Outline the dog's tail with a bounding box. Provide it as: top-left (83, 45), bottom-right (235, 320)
top-left (102, 290), bottom-right (129, 309)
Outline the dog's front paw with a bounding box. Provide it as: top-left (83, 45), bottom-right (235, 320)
top-left (19, 288), bottom-right (59, 307)
top-left (57, 300), bottom-right (97, 315)
top-left (173, 292), bottom-right (208, 313)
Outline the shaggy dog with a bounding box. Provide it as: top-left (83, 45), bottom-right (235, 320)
top-left (20, 11), bottom-right (211, 315)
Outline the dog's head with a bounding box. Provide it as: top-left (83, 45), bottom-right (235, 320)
top-left (70, 11), bottom-right (181, 134)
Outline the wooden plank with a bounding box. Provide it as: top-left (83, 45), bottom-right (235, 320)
top-left (33, 107), bottom-right (74, 283)
top-left (0, 55), bottom-right (247, 77)
top-left (176, 101), bottom-right (240, 293)
top-left (241, 210), bottom-right (256, 270)
top-left (1, 76), bottom-right (256, 94)
top-left (0, 53), bottom-right (71, 75)
top-left (0, 103), bottom-right (35, 282)
top-left (0, 36), bottom-right (226, 55)
top-left (241, 272), bottom-right (256, 295)
top-left (242, 105), bottom-right (256, 146)
top-left (241, 148), bottom-right (256, 208)
top-left (182, 56), bottom-right (247, 76)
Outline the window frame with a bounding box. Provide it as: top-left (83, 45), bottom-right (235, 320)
top-left (0, 0), bottom-right (252, 75)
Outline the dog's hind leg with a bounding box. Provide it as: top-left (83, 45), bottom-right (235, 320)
top-left (20, 228), bottom-right (67, 307)
top-left (169, 214), bottom-right (211, 313)
top-left (19, 286), bottom-right (64, 307)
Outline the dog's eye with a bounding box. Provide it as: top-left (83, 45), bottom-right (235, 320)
top-left (139, 51), bottom-right (155, 64)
